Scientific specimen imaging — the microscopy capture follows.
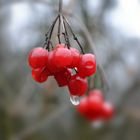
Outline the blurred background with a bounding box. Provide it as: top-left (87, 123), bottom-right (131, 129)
top-left (0, 0), bottom-right (140, 140)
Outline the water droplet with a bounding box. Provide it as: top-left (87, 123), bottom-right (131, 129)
top-left (70, 95), bottom-right (80, 106)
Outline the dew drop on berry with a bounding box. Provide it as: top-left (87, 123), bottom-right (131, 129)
top-left (70, 95), bottom-right (80, 106)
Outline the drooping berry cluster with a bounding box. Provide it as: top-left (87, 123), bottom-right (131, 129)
top-left (28, 44), bottom-right (96, 96)
top-left (77, 89), bottom-right (114, 121)
top-left (27, 0), bottom-right (115, 123)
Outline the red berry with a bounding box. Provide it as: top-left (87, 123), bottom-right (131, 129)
top-left (86, 91), bottom-right (103, 121)
top-left (89, 89), bottom-right (103, 100)
top-left (85, 111), bottom-right (101, 121)
top-left (101, 102), bottom-right (114, 120)
top-left (70, 48), bottom-right (81, 68)
top-left (88, 93), bottom-right (103, 117)
top-left (77, 97), bottom-right (88, 116)
top-left (54, 68), bottom-right (72, 87)
top-left (28, 47), bottom-right (48, 69)
top-left (68, 75), bottom-right (88, 96)
top-left (52, 47), bottom-right (73, 68)
top-left (77, 97), bottom-right (100, 121)
top-left (47, 51), bottom-right (58, 75)
top-left (32, 68), bottom-right (49, 83)
top-left (78, 54), bottom-right (96, 77)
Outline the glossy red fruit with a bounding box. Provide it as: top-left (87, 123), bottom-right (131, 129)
top-left (78, 54), bottom-right (96, 77)
top-left (68, 75), bottom-right (88, 96)
top-left (70, 48), bottom-right (81, 68)
top-left (77, 97), bottom-right (88, 116)
top-left (89, 89), bottom-right (103, 100)
top-left (101, 102), bottom-right (114, 120)
top-left (47, 51), bottom-right (58, 75)
top-left (52, 47), bottom-right (73, 68)
top-left (28, 47), bottom-right (48, 69)
top-left (54, 68), bottom-right (72, 87)
top-left (32, 68), bottom-right (49, 83)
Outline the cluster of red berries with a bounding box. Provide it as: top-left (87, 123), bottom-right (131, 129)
top-left (77, 89), bottom-right (114, 121)
top-left (28, 44), bottom-right (96, 96)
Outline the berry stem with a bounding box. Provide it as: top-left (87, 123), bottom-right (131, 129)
top-left (58, 15), bottom-right (61, 44)
top-left (61, 15), bottom-right (71, 48)
top-left (43, 15), bottom-right (59, 49)
top-left (59, 0), bottom-right (63, 14)
top-left (43, 24), bottom-right (55, 49)
top-left (97, 66), bottom-right (109, 93)
top-left (62, 16), bottom-right (85, 54)
top-left (45, 15), bottom-right (59, 50)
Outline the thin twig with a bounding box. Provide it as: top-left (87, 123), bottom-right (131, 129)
top-left (57, 15), bottom-right (61, 44)
top-left (62, 15), bottom-right (71, 48)
top-left (45, 15), bottom-right (59, 50)
top-left (63, 16), bottom-right (85, 54)
top-left (59, 0), bottom-right (62, 13)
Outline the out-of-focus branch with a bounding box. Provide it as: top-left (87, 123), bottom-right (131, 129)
top-left (8, 75), bottom-right (35, 115)
top-left (0, 0), bottom-right (50, 7)
top-left (123, 107), bottom-right (140, 120)
top-left (64, 0), bottom-right (75, 15)
top-left (11, 104), bottom-right (71, 140)
top-left (71, 15), bottom-right (110, 91)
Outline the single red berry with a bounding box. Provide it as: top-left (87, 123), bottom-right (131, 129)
top-left (78, 54), bottom-right (96, 77)
top-left (77, 97), bottom-right (88, 116)
top-left (68, 75), bottom-right (88, 96)
top-left (83, 93), bottom-right (102, 121)
top-left (32, 68), bottom-right (49, 83)
top-left (47, 51), bottom-right (58, 75)
top-left (69, 48), bottom-right (81, 68)
top-left (88, 93), bottom-right (103, 115)
top-left (101, 102), bottom-right (114, 120)
top-left (89, 89), bottom-right (103, 100)
top-left (28, 47), bottom-right (48, 69)
top-left (52, 47), bottom-right (73, 68)
top-left (54, 68), bottom-right (72, 87)
top-left (47, 51), bottom-right (64, 75)
top-left (77, 98), bottom-right (99, 121)
top-left (77, 96), bottom-right (102, 121)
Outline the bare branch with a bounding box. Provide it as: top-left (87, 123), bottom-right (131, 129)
top-left (11, 104), bottom-right (71, 140)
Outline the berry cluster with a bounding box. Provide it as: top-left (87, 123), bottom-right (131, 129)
top-left (27, 0), bottom-right (115, 123)
top-left (77, 89), bottom-right (114, 121)
top-left (28, 44), bottom-right (96, 96)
